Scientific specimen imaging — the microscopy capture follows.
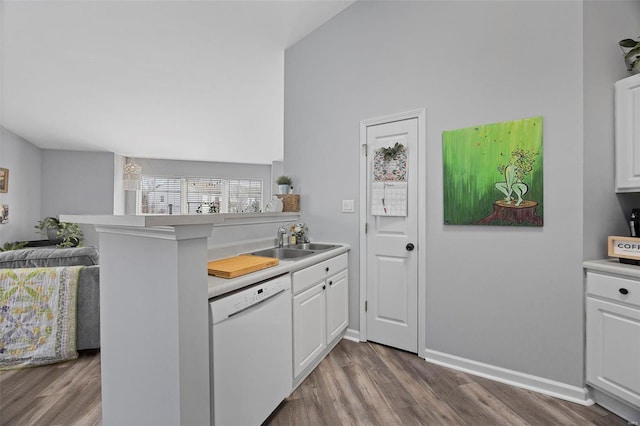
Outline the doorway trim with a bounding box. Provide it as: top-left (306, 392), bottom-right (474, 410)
top-left (359, 108), bottom-right (427, 359)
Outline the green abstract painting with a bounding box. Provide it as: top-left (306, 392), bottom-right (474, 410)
top-left (442, 116), bottom-right (543, 226)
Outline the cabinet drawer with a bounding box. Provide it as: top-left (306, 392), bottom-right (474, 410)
top-left (325, 253), bottom-right (348, 276)
top-left (292, 253), bottom-right (348, 295)
top-left (587, 272), bottom-right (640, 307)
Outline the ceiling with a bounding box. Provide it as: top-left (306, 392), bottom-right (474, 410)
top-left (0, 0), bottom-right (353, 164)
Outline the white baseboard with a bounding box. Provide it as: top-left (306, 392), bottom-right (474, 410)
top-left (343, 328), bottom-right (360, 342)
top-left (424, 348), bottom-right (594, 406)
top-left (592, 388), bottom-right (640, 424)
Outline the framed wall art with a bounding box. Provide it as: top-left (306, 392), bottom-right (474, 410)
top-left (0, 168), bottom-right (8, 193)
top-left (443, 116), bottom-right (543, 226)
top-left (1, 204), bottom-right (8, 224)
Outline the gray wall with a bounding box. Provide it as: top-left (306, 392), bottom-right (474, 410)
top-left (583, 1), bottom-right (640, 261)
top-left (41, 150), bottom-right (115, 247)
top-left (0, 127), bottom-right (42, 244)
top-left (285, 1), bottom-right (587, 386)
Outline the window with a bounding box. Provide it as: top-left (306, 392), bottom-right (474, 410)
top-left (228, 179), bottom-right (263, 214)
top-left (140, 177), bottom-right (182, 214)
top-left (138, 176), bottom-right (263, 214)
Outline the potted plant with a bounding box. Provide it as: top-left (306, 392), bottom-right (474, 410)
top-left (0, 241), bottom-right (28, 251)
top-left (619, 37), bottom-right (640, 74)
top-left (35, 217), bottom-right (84, 248)
top-left (276, 175), bottom-right (292, 194)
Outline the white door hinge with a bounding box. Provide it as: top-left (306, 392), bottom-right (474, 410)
top-left (362, 144), bottom-right (367, 157)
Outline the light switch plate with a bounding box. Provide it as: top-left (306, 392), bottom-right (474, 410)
top-left (342, 199), bottom-right (355, 213)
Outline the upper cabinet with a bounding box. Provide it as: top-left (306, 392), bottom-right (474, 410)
top-left (615, 73), bottom-right (640, 192)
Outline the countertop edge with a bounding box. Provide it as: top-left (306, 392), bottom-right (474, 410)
top-left (583, 258), bottom-right (640, 279)
top-left (208, 244), bottom-right (351, 298)
top-left (60, 212), bottom-right (300, 228)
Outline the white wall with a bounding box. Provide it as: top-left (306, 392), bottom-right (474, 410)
top-left (41, 150), bottom-right (115, 247)
top-left (285, 1), bottom-right (586, 387)
top-left (0, 127), bottom-right (42, 244)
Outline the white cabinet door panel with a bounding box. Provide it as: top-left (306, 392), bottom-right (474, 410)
top-left (587, 297), bottom-right (640, 408)
top-left (615, 73), bottom-right (640, 192)
top-left (293, 283), bottom-right (327, 378)
top-left (326, 270), bottom-right (348, 343)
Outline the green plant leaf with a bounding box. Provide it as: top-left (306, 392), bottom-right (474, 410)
top-left (624, 46), bottom-right (640, 60)
top-left (620, 38), bottom-right (640, 48)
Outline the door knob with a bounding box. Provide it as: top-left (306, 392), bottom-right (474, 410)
top-left (406, 243), bottom-right (415, 251)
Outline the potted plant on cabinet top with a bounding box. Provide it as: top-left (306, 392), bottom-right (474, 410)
top-left (35, 216), bottom-right (84, 248)
top-left (276, 175), bottom-right (292, 195)
top-left (619, 37), bottom-right (640, 74)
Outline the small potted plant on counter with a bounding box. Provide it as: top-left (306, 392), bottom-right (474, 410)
top-left (276, 175), bottom-right (292, 194)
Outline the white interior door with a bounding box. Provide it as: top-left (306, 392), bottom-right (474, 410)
top-left (365, 118), bottom-right (418, 353)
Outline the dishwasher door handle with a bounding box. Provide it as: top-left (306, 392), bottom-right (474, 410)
top-left (227, 288), bottom-right (286, 319)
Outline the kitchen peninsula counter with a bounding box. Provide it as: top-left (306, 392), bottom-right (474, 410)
top-left (60, 212), bottom-right (299, 426)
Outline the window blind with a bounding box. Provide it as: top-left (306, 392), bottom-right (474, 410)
top-left (186, 178), bottom-right (223, 214)
top-left (228, 179), bottom-right (263, 213)
top-left (138, 175), bottom-right (263, 215)
top-left (140, 177), bottom-right (182, 214)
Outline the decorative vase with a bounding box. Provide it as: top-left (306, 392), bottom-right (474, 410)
top-left (278, 184), bottom-right (289, 195)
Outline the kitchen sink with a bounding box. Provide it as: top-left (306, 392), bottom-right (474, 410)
top-left (289, 243), bottom-right (337, 251)
top-left (249, 247), bottom-right (315, 259)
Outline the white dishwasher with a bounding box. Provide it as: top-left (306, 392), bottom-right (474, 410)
top-left (209, 273), bottom-right (292, 426)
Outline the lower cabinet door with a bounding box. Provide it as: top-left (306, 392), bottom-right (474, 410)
top-left (326, 270), bottom-right (348, 343)
top-left (586, 297), bottom-right (640, 408)
top-left (293, 282), bottom-right (327, 378)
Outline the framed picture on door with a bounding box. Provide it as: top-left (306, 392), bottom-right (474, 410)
top-left (0, 168), bottom-right (8, 193)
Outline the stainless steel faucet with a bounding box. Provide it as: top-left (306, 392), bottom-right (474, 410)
top-left (277, 225), bottom-right (288, 248)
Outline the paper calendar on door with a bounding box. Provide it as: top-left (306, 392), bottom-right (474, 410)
top-left (371, 182), bottom-right (408, 216)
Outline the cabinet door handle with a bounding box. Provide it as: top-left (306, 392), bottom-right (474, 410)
top-left (329, 281), bottom-right (333, 286)
top-left (619, 288), bottom-right (629, 295)
top-left (322, 285), bottom-right (326, 290)
top-left (325, 267), bottom-right (329, 272)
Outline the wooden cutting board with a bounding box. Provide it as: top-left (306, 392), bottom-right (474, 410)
top-left (207, 255), bottom-right (279, 279)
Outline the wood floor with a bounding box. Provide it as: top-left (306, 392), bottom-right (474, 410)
top-left (0, 350), bottom-right (101, 426)
top-left (0, 340), bottom-right (627, 426)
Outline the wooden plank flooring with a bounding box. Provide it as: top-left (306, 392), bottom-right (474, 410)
top-left (267, 340), bottom-right (627, 426)
top-left (0, 340), bottom-right (627, 426)
top-left (0, 350), bottom-right (101, 426)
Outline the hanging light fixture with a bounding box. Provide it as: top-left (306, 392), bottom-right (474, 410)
top-left (123, 157), bottom-right (142, 191)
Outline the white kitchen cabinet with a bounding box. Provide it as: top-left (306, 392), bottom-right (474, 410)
top-left (293, 282), bottom-right (327, 377)
top-left (326, 269), bottom-right (349, 342)
top-left (292, 253), bottom-right (348, 381)
top-left (586, 271), bottom-right (640, 415)
top-left (615, 73), bottom-right (640, 192)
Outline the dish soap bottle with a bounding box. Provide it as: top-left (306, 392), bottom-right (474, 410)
top-left (290, 225), bottom-right (297, 245)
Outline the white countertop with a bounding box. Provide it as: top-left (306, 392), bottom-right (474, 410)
top-left (208, 244), bottom-right (350, 299)
top-left (60, 212), bottom-right (300, 227)
top-left (584, 258), bottom-right (640, 279)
